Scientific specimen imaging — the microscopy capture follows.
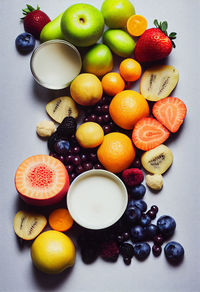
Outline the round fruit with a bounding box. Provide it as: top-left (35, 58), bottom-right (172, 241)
top-left (101, 72), bottom-right (125, 96)
top-left (15, 32), bottom-right (35, 53)
top-left (164, 241), bottom-right (184, 264)
top-left (109, 90), bottom-right (149, 130)
top-left (97, 132), bottom-right (136, 173)
top-left (31, 230), bottom-right (75, 274)
top-left (15, 155), bottom-right (69, 206)
top-left (119, 58), bottom-right (142, 82)
top-left (76, 122), bottom-right (104, 148)
top-left (127, 15), bottom-right (148, 37)
top-left (70, 73), bottom-right (103, 106)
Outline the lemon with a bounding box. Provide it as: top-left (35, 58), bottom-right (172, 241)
top-left (31, 230), bottom-right (75, 274)
top-left (76, 122), bottom-right (104, 148)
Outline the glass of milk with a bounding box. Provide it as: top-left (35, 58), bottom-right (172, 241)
top-left (30, 40), bottom-right (82, 90)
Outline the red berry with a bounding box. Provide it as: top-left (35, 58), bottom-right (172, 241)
top-left (122, 168), bottom-right (144, 187)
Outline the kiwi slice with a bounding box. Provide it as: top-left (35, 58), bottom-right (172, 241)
top-left (46, 96), bottom-right (79, 123)
top-left (140, 65), bottom-right (179, 101)
top-left (13, 210), bottom-right (47, 240)
top-left (141, 144), bottom-right (173, 174)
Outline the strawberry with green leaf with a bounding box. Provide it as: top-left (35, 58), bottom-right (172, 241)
top-left (134, 19), bottom-right (177, 63)
top-left (22, 4), bottom-right (51, 39)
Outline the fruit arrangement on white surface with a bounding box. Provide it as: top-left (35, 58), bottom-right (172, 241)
top-left (14, 0), bottom-right (186, 274)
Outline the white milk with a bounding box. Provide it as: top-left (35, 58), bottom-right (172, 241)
top-left (31, 41), bottom-right (82, 89)
top-left (67, 170), bottom-right (128, 229)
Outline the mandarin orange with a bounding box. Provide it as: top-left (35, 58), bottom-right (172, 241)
top-left (102, 72), bottom-right (125, 96)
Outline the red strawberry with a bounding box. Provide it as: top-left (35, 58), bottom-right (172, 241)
top-left (132, 117), bottom-right (170, 151)
top-left (153, 97), bottom-right (187, 133)
top-left (134, 20), bottom-right (177, 63)
top-left (22, 4), bottom-right (51, 39)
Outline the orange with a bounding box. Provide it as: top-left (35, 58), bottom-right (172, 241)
top-left (101, 72), bottom-right (125, 96)
top-left (119, 58), bottom-right (142, 82)
top-left (127, 15), bottom-right (148, 37)
top-left (97, 132), bottom-right (136, 173)
top-left (109, 90), bottom-right (149, 130)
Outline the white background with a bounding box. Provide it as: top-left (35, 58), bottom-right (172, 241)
top-left (0, 0), bottom-right (200, 291)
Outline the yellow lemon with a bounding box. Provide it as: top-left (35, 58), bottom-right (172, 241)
top-left (31, 230), bottom-right (75, 274)
top-left (76, 122), bottom-right (104, 148)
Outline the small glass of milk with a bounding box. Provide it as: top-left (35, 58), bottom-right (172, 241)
top-left (67, 170), bottom-right (128, 230)
top-left (30, 40), bottom-right (82, 90)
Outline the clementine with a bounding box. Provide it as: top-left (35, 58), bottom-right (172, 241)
top-left (109, 90), bottom-right (149, 130)
top-left (119, 58), bottom-right (142, 82)
top-left (101, 72), bottom-right (125, 96)
top-left (97, 132), bottom-right (136, 173)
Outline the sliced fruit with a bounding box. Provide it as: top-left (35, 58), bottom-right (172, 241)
top-left (153, 96), bottom-right (187, 133)
top-left (15, 155), bottom-right (69, 206)
top-left (127, 15), bottom-right (148, 37)
top-left (46, 96), bottom-right (79, 123)
top-left (13, 210), bottom-right (47, 240)
top-left (140, 65), bottom-right (179, 101)
top-left (49, 208), bottom-right (73, 232)
top-left (141, 144), bottom-right (173, 174)
top-left (132, 117), bottom-right (170, 151)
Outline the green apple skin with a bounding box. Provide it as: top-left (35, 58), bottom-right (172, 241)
top-left (103, 29), bottom-right (135, 58)
top-left (83, 44), bottom-right (113, 77)
top-left (101, 0), bottom-right (135, 28)
top-left (61, 4), bottom-right (104, 47)
top-left (40, 13), bottom-right (65, 43)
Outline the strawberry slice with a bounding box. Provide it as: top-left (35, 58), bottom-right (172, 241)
top-left (153, 97), bottom-right (187, 133)
top-left (132, 117), bottom-right (170, 151)
top-left (15, 155), bottom-right (69, 206)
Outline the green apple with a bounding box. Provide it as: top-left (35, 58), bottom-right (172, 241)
top-left (101, 0), bottom-right (135, 28)
top-left (61, 4), bottom-right (104, 47)
top-left (40, 13), bottom-right (65, 43)
top-left (83, 44), bottom-right (113, 77)
top-left (103, 29), bottom-right (135, 58)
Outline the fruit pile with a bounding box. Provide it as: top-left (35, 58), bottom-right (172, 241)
top-left (14, 0), bottom-right (187, 274)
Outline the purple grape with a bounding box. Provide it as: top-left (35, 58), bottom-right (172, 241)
top-left (103, 114), bottom-right (110, 123)
top-left (80, 153), bottom-right (88, 163)
top-left (102, 104), bottom-right (109, 114)
top-left (84, 117), bottom-right (90, 122)
top-left (88, 152), bottom-right (97, 163)
top-left (89, 114), bottom-right (97, 122)
top-left (103, 125), bottom-right (111, 134)
top-left (76, 165), bottom-right (84, 175)
top-left (97, 96), bottom-right (107, 105)
top-left (94, 105), bottom-right (103, 115)
top-left (72, 155), bottom-right (81, 166)
top-left (58, 155), bottom-right (65, 164)
top-left (65, 154), bottom-right (74, 164)
top-left (66, 164), bottom-right (74, 173)
top-left (96, 116), bottom-right (104, 124)
top-left (70, 173), bottom-right (77, 182)
top-left (94, 163), bottom-right (104, 169)
top-left (72, 146), bottom-right (81, 154)
top-left (83, 162), bottom-right (93, 171)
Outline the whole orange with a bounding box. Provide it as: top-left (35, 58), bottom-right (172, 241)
top-left (109, 90), bottom-right (149, 130)
top-left (97, 132), bottom-right (136, 173)
top-left (101, 72), bottom-right (125, 96)
top-left (119, 58), bottom-right (142, 82)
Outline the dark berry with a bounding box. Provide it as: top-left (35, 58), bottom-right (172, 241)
top-left (123, 257), bottom-right (131, 265)
top-left (129, 184), bottom-right (146, 200)
top-left (72, 146), bottom-right (81, 154)
top-left (131, 158), bottom-right (141, 169)
top-left (103, 114), bottom-right (110, 123)
top-left (15, 32), bottom-right (35, 53)
top-left (164, 241), bottom-right (184, 264)
top-left (58, 155), bottom-right (65, 164)
top-left (47, 132), bottom-right (61, 152)
top-left (151, 205), bottom-right (159, 213)
top-left (157, 215), bottom-right (176, 238)
top-left (56, 117), bottom-right (77, 138)
top-left (134, 243), bottom-right (151, 261)
top-left (81, 246), bottom-right (99, 264)
top-left (94, 105), bottom-right (103, 115)
top-left (76, 165), bottom-right (84, 175)
top-left (152, 244), bottom-right (162, 257)
top-left (122, 168), bottom-right (144, 187)
top-left (65, 154), bottom-right (73, 164)
top-left (125, 206), bottom-right (141, 224)
top-left (117, 235), bottom-right (124, 244)
top-left (144, 224), bottom-right (159, 240)
top-left (119, 243), bottom-right (134, 258)
top-left (80, 153), bottom-right (88, 163)
top-left (94, 163), bottom-right (104, 169)
top-left (122, 232), bottom-right (130, 241)
top-left (100, 241), bottom-right (119, 262)
top-left (146, 209), bottom-right (157, 220)
top-left (139, 214), bottom-right (151, 227)
top-left (128, 200), bottom-right (147, 213)
top-left (102, 104), bottom-right (109, 114)
top-left (98, 96), bottom-right (107, 105)
top-left (54, 140), bottom-right (70, 155)
top-left (153, 234), bottom-right (164, 246)
top-left (66, 164), bottom-right (74, 173)
top-left (84, 117), bottom-right (89, 122)
top-left (83, 162), bottom-right (93, 171)
top-left (96, 116), bottom-right (104, 124)
top-left (88, 152), bottom-right (97, 163)
top-left (70, 172), bottom-right (77, 182)
top-left (72, 155), bottom-right (81, 166)
top-left (130, 225), bottom-right (146, 242)
top-left (89, 114), bottom-right (97, 122)
top-left (103, 124), bottom-right (111, 134)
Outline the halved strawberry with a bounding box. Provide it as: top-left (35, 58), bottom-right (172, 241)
top-left (132, 117), bottom-right (170, 151)
top-left (153, 97), bottom-right (187, 133)
top-left (15, 155), bottom-right (69, 206)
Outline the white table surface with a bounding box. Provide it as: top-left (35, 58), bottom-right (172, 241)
top-left (0, 0), bottom-right (200, 291)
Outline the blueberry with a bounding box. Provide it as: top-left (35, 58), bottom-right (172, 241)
top-left (125, 206), bottom-right (141, 224)
top-left (54, 140), bottom-right (70, 155)
top-left (157, 215), bottom-right (176, 238)
top-left (130, 225), bottom-right (146, 242)
top-left (129, 184), bottom-right (146, 200)
top-left (139, 214), bottom-right (151, 227)
top-left (134, 243), bottom-right (151, 261)
top-left (144, 224), bottom-right (159, 240)
top-left (15, 33), bottom-right (35, 53)
top-left (164, 241), bottom-right (184, 264)
top-left (128, 199), bottom-right (147, 213)
top-left (119, 243), bottom-right (134, 259)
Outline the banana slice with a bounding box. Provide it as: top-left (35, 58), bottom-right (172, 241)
top-left (13, 210), bottom-right (47, 240)
top-left (140, 65), bottom-right (179, 101)
top-left (46, 96), bottom-right (79, 123)
top-left (141, 144), bottom-right (173, 174)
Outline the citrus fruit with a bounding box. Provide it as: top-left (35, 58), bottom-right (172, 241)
top-left (119, 58), bottom-right (142, 82)
top-left (97, 132), bottom-right (136, 173)
top-left (31, 230), bottom-right (76, 274)
top-left (101, 72), bottom-right (125, 96)
top-left (15, 155), bottom-right (69, 206)
top-left (70, 73), bottom-right (103, 106)
top-left (49, 208), bottom-right (74, 232)
top-left (127, 15), bottom-right (148, 37)
top-left (76, 122), bottom-right (104, 148)
top-left (109, 90), bottom-right (149, 130)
